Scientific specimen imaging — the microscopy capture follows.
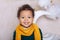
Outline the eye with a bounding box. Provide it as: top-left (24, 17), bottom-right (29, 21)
top-left (28, 17), bottom-right (31, 18)
top-left (21, 17), bottom-right (24, 19)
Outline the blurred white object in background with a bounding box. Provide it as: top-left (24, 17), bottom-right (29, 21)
top-left (38, 0), bottom-right (60, 18)
top-left (37, 0), bottom-right (60, 40)
top-left (47, 3), bottom-right (60, 18)
top-left (38, 0), bottom-right (51, 9)
top-left (36, 14), bottom-right (60, 40)
top-left (34, 10), bottom-right (57, 23)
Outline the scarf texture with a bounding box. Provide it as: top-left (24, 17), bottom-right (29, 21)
top-left (16, 23), bottom-right (41, 40)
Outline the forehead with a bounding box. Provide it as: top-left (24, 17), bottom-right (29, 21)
top-left (20, 10), bottom-right (33, 16)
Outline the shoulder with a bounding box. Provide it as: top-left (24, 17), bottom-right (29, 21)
top-left (39, 28), bottom-right (43, 40)
top-left (13, 31), bottom-right (16, 40)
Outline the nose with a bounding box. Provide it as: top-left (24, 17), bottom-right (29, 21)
top-left (24, 18), bottom-right (28, 21)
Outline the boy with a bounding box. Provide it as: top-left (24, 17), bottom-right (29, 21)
top-left (13, 4), bottom-right (42, 40)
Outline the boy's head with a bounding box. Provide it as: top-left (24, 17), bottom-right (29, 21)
top-left (17, 4), bottom-right (34, 28)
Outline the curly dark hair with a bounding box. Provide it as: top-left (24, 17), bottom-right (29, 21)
top-left (17, 4), bottom-right (34, 18)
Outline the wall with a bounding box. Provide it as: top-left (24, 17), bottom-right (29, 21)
top-left (0, 0), bottom-right (38, 40)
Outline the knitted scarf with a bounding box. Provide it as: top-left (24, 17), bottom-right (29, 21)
top-left (16, 23), bottom-right (41, 40)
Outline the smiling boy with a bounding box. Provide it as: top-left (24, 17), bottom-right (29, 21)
top-left (13, 4), bottom-right (42, 40)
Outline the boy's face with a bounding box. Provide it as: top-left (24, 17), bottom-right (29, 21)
top-left (18, 10), bottom-right (34, 28)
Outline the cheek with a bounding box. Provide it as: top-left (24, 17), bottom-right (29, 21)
top-left (19, 18), bottom-right (24, 23)
top-left (29, 18), bottom-right (34, 23)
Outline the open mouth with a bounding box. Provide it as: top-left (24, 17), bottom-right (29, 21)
top-left (24, 22), bottom-right (29, 25)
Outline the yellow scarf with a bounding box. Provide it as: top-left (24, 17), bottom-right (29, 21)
top-left (16, 23), bottom-right (41, 40)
